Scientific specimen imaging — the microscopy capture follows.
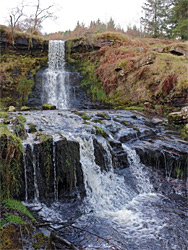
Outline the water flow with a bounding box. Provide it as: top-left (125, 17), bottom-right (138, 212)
top-left (53, 142), bottom-right (58, 201)
top-left (22, 144), bottom-right (28, 202)
top-left (122, 144), bottom-right (154, 193)
top-left (42, 40), bottom-right (70, 109)
top-left (78, 136), bottom-right (137, 214)
top-left (30, 144), bottom-right (40, 202)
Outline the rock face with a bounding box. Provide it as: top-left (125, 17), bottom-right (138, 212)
top-left (21, 137), bottom-right (83, 201)
top-left (0, 31), bottom-right (48, 54)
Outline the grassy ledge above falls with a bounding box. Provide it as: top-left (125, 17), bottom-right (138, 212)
top-left (65, 32), bottom-right (188, 114)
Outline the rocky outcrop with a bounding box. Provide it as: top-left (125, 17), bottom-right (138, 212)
top-left (21, 137), bottom-right (83, 202)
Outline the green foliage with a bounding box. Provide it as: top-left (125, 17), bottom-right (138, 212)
top-left (75, 111), bottom-right (91, 120)
top-left (175, 167), bottom-right (183, 179)
top-left (0, 124), bottom-right (23, 199)
top-left (0, 214), bottom-right (27, 227)
top-left (0, 51), bottom-right (48, 107)
top-left (172, 0), bottom-right (188, 40)
top-left (94, 125), bottom-right (108, 138)
top-left (42, 104), bottom-right (56, 110)
top-left (12, 116), bottom-right (27, 139)
top-left (17, 77), bottom-right (34, 106)
top-left (2, 199), bottom-right (35, 221)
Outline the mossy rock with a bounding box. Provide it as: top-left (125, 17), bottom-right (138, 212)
top-left (28, 123), bottom-right (37, 133)
top-left (42, 104), bottom-right (56, 110)
top-left (8, 106), bottom-right (16, 112)
top-left (21, 106), bottom-right (31, 111)
top-left (168, 112), bottom-right (184, 125)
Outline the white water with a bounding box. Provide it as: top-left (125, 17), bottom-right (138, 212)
top-left (42, 40), bottom-right (70, 109)
top-left (122, 144), bottom-right (154, 193)
top-left (53, 141), bottom-right (58, 201)
top-left (78, 136), bottom-right (137, 214)
top-left (22, 144), bottom-right (28, 201)
top-left (30, 144), bottom-right (40, 202)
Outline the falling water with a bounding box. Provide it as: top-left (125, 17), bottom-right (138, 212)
top-left (22, 144), bottom-right (28, 202)
top-left (53, 142), bottom-right (58, 201)
top-left (42, 40), bottom-right (70, 109)
top-left (30, 144), bottom-right (40, 202)
top-left (122, 144), bottom-right (154, 193)
top-left (78, 136), bottom-right (137, 214)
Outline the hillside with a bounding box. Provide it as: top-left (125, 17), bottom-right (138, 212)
top-left (66, 32), bottom-right (188, 115)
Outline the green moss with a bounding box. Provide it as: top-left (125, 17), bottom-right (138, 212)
top-left (12, 115), bottom-right (27, 139)
top-left (42, 104), bottom-right (56, 110)
top-left (0, 112), bottom-right (9, 119)
top-left (94, 125), bottom-right (108, 138)
top-left (0, 52), bottom-right (48, 107)
top-left (96, 112), bottom-right (109, 119)
top-left (28, 123), bottom-right (37, 133)
top-left (75, 111), bottom-right (91, 120)
top-left (0, 124), bottom-right (23, 199)
top-left (2, 199), bottom-right (36, 221)
top-left (20, 106), bottom-right (31, 111)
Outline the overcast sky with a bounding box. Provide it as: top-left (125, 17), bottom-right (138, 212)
top-left (0, 0), bottom-right (145, 33)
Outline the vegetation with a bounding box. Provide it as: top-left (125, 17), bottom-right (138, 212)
top-left (66, 32), bottom-right (188, 112)
top-left (0, 51), bottom-right (48, 108)
top-left (141, 0), bottom-right (188, 40)
top-left (0, 124), bottom-right (23, 199)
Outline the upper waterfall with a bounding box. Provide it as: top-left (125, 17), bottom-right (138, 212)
top-left (48, 40), bottom-right (65, 70)
top-left (41, 40), bottom-right (70, 109)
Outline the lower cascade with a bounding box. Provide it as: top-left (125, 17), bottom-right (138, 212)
top-left (19, 110), bottom-right (188, 250)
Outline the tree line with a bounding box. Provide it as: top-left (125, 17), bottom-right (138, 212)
top-left (141, 0), bottom-right (188, 40)
top-left (5, 0), bottom-right (188, 43)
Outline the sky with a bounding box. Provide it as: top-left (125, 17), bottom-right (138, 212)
top-left (0, 0), bottom-right (145, 34)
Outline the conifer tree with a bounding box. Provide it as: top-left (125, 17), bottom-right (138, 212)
top-left (172, 0), bottom-right (188, 39)
top-left (141, 0), bottom-right (172, 38)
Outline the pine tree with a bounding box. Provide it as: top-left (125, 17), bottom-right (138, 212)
top-left (172, 0), bottom-right (188, 39)
top-left (141, 0), bottom-right (172, 38)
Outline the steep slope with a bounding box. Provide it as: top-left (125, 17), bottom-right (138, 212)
top-left (66, 32), bottom-right (188, 114)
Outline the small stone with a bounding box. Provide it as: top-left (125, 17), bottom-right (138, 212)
top-left (8, 106), bottom-right (16, 112)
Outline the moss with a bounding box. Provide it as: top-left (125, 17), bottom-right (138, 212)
top-left (75, 111), bottom-right (91, 120)
top-left (2, 199), bottom-right (35, 222)
top-left (32, 232), bottom-right (55, 250)
top-left (94, 125), bottom-right (108, 138)
top-left (0, 124), bottom-right (23, 199)
top-left (28, 123), bottom-right (37, 133)
top-left (20, 106), bottom-right (31, 111)
top-left (12, 115), bottom-right (27, 139)
top-left (96, 112), bottom-right (109, 119)
top-left (0, 52), bottom-right (48, 107)
top-left (42, 104), bottom-right (56, 110)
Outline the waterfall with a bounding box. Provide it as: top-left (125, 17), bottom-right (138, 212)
top-left (22, 144), bottom-right (28, 202)
top-left (78, 136), bottom-right (137, 214)
top-left (30, 144), bottom-right (40, 202)
top-left (42, 40), bottom-right (70, 109)
top-left (53, 141), bottom-right (58, 201)
top-left (122, 144), bottom-right (154, 193)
